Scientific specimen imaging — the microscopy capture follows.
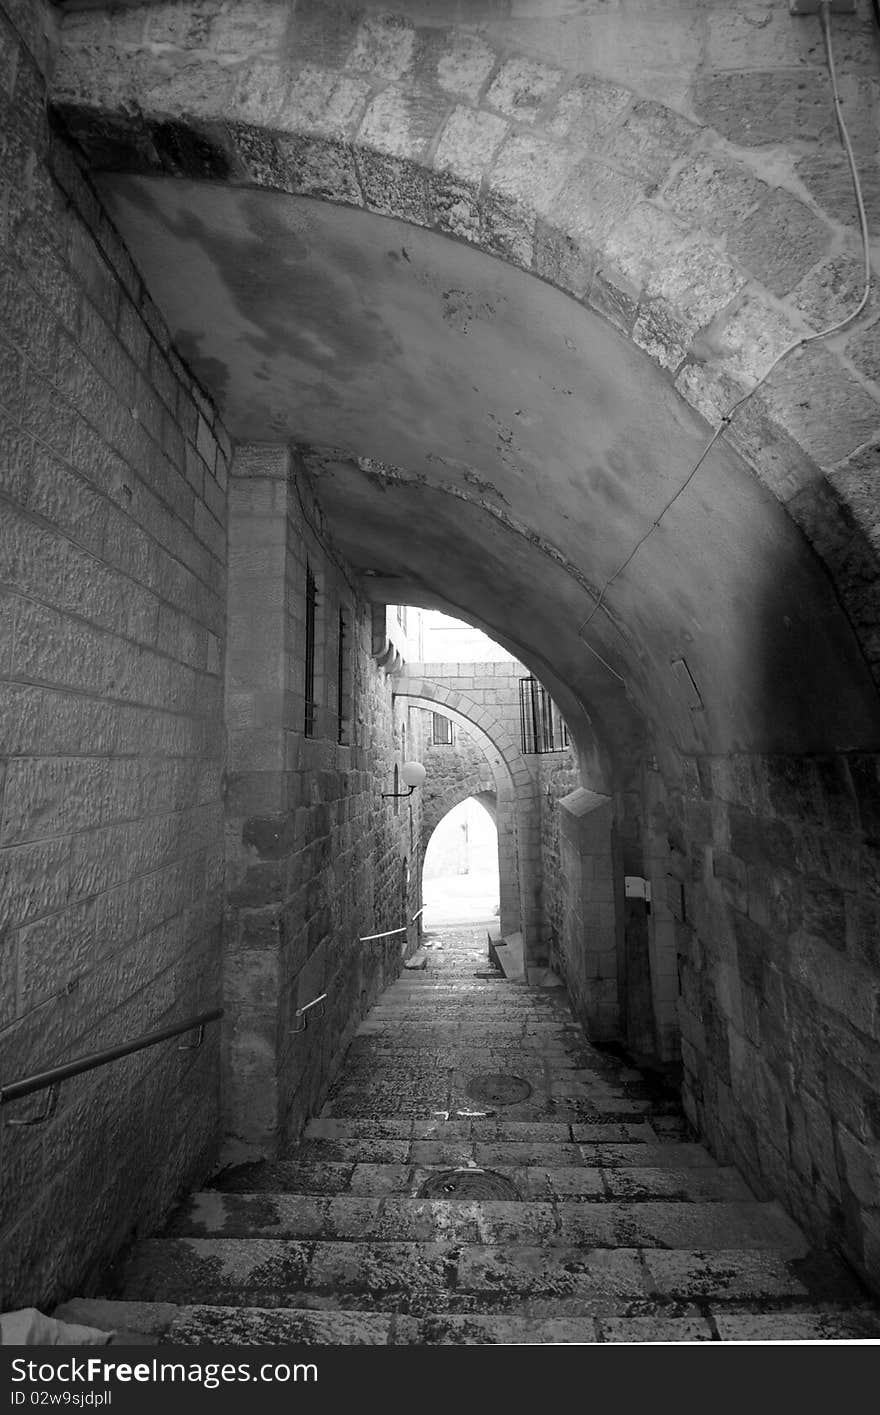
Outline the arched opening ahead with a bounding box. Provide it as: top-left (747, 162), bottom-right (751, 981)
top-left (422, 795), bottom-right (500, 930)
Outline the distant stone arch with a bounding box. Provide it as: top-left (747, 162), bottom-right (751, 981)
top-left (394, 678), bottom-right (538, 950)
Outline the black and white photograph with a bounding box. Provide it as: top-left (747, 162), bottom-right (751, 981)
top-left (1, 0), bottom-right (879, 1383)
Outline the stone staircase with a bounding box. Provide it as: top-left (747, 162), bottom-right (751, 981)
top-left (56, 927), bottom-right (880, 1344)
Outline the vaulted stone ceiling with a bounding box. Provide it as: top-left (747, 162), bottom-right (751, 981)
top-left (96, 176), bottom-right (878, 763)
top-left (50, 0), bottom-right (880, 767)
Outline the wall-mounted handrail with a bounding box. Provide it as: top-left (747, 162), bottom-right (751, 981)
top-left (295, 992), bottom-right (327, 1019)
top-left (290, 992), bottom-right (327, 1034)
top-left (358, 926), bottom-right (408, 942)
top-left (0, 1008), bottom-right (224, 1108)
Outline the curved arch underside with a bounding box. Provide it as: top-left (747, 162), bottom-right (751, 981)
top-left (97, 179), bottom-right (878, 759)
top-left (52, 0), bottom-right (880, 764)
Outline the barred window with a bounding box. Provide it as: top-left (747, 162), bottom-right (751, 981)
top-left (519, 677), bottom-right (569, 753)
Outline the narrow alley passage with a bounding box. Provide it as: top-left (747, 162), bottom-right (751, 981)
top-left (55, 928), bottom-right (880, 1344)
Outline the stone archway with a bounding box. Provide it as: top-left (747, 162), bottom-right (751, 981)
top-left (420, 726), bottom-right (497, 866)
top-left (394, 678), bottom-right (538, 952)
top-left (51, 1), bottom-right (880, 687)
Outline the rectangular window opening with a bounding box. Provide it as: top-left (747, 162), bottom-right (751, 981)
top-left (432, 712), bottom-right (454, 746)
top-left (304, 561), bottom-right (317, 737)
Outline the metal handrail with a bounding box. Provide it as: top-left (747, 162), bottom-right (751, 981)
top-left (359, 926), bottom-right (407, 942)
top-left (289, 992), bottom-right (327, 1035)
top-left (359, 907), bottom-right (425, 943)
top-left (0, 1008), bottom-right (224, 1107)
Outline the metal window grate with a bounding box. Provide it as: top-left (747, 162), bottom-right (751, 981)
top-left (519, 676), bottom-right (569, 754)
top-left (304, 561), bottom-right (317, 737)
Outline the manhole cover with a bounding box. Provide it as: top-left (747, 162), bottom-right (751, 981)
top-left (465, 1073), bottom-right (532, 1105)
top-left (418, 1168), bottom-right (522, 1200)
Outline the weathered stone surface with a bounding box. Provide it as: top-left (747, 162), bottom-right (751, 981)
top-left (358, 87), bottom-right (446, 162)
top-left (762, 344), bottom-right (880, 466)
top-left (489, 133), bottom-right (578, 220)
top-left (796, 149), bottom-right (880, 233)
top-left (433, 32), bottom-right (496, 101)
top-left (348, 14), bottom-right (416, 83)
top-left (0, 6), bottom-right (228, 1313)
top-left (484, 57), bottom-right (563, 123)
top-left (600, 99), bottom-right (699, 187)
top-left (693, 70), bottom-right (838, 147)
top-left (728, 189), bottom-right (830, 297)
top-left (433, 106), bottom-right (508, 183)
top-left (546, 76), bottom-right (632, 147)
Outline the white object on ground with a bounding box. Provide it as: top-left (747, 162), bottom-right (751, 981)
top-left (0, 1308), bottom-right (113, 1345)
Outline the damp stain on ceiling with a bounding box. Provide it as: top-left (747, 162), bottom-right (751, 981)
top-left (97, 175), bottom-right (880, 757)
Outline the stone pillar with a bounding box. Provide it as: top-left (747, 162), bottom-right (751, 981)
top-left (223, 445), bottom-right (291, 1155)
top-left (496, 783), bottom-right (520, 937)
top-left (514, 772), bottom-right (544, 969)
top-left (558, 788), bottom-right (620, 1039)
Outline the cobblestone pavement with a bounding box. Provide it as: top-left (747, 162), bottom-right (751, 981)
top-left (56, 925), bottom-right (880, 1343)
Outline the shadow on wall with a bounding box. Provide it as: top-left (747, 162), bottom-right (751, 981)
top-left (423, 797), bottom-right (500, 928)
top-left (670, 534), bottom-right (880, 1291)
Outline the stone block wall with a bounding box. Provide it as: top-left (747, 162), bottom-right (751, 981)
top-left (537, 751), bottom-right (579, 949)
top-left (669, 750), bottom-right (880, 1292)
top-left (223, 447), bottom-right (421, 1157)
top-left (0, 0), bottom-right (228, 1308)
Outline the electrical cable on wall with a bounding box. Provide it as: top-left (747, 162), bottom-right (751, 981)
top-left (578, 1), bottom-right (874, 641)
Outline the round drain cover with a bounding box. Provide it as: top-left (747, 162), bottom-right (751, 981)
top-left (418, 1168), bottom-right (522, 1200)
top-left (465, 1073), bottom-right (533, 1105)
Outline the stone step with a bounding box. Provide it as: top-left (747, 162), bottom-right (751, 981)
top-left (302, 1117), bottom-right (689, 1144)
top-left (328, 1090), bottom-right (659, 1117)
top-left (119, 1240), bottom-right (859, 1314)
top-left (369, 985), bottom-right (551, 999)
top-left (209, 1160), bottom-right (751, 1202)
top-left (349, 1034), bottom-right (606, 1054)
top-left (285, 1135), bottom-right (681, 1166)
top-left (52, 1299), bottom-right (880, 1345)
top-left (318, 1099), bottom-right (671, 1123)
top-left (264, 1139), bottom-right (722, 1172)
top-left (367, 1006), bottom-right (559, 1018)
top-left (357, 1021), bottom-right (584, 1036)
top-left (318, 1078), bottom-right (671, 1117)
top-left (163, 1194), bottom-right (804, 1251)
top-left (55, 922), bottom-right (880, 1345)
top-left (357, 1018), bottom-right (583, 1032)
top-left (365, 1003), bottom-right (557, 1018)
top-left (343, 1046), bottom-right (609, 1071)
top-left (331, 1065), bottom-right (656, 1103)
